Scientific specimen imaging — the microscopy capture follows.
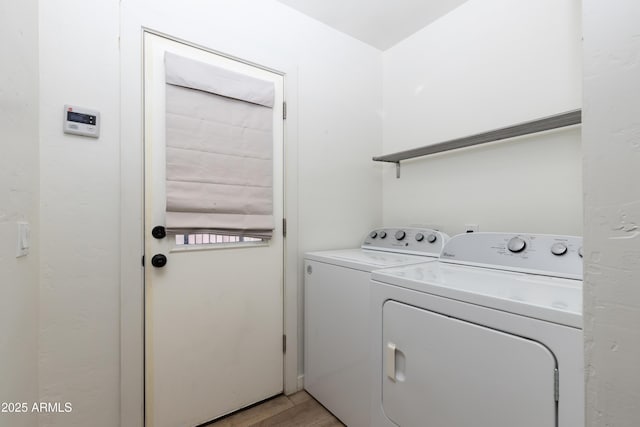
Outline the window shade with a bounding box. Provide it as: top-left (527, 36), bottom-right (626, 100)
top-left (164, 52), bottom-right (276, 239)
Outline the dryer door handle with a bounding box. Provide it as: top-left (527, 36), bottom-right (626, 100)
top-left (386, 342), bottom-right (397, 381)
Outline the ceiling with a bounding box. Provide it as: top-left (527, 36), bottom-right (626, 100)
top-left (276, 0), bottom-right (469, 50)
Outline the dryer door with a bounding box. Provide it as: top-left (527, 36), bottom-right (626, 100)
top-left (382, 301), bottom-right (557, 427)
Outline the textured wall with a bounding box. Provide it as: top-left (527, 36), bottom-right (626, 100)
top-left (382, 0), bottom-right (583, 237)
top-left (583, 1), bottom-right (640, 425)
top-left (0, 1), bottom-right (40, 426)
top-left (38, 1), bottom-right (121, 426)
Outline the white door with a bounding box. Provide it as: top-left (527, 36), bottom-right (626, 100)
top-left (382, 301), bottom-right (557, 427)
top-left (144, 33), bottom-right (285, 427)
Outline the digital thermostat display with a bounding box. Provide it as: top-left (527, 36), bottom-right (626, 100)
top-left (67, 111), bottom-right (96, 125)
top-left (63, 105), bottom-right (100, 138)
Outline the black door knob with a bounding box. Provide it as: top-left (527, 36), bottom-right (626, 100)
top-left (151, 254), bottom-right (167, 268)
top-left (152, 226), bottom-right (166, 239)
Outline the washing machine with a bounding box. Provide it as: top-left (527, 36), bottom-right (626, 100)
top-left (304, 227), bottom-right (449, 427)
top-left (370, 232), bottom-right (584, 427)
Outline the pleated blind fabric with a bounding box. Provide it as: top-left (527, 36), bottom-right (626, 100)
top-left (164, 52), bottom-right (275, 239)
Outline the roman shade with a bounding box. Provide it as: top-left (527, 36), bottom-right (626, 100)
top-left (164, 52), bottom-right (275, 239)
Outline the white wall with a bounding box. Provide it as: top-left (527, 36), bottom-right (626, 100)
top-left (38, 1), bottom-right (382, 426)
top-left (381, 0), bottom-right (583, 237)
top-left (583, 1), bottom-right (640, 425)
top-left (0, 1), bottom-right (40, 426)
top-left (38, 1), bottom-right (121, 426)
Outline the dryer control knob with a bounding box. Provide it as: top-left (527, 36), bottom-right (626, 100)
top-left (426, 233), bottom-right (437, 244)
top-left (507, 237), bottom-right (526, 253)
top-left (395, 230), bottom-right (406, 241)
top-left (415, 233), bottom-right (424, 242)
top-left (551, 242), bottom-right (568, 256)
top-left (369, 231), bottom-right (378, 239)
top-left (379, 231), bottom-right (387, 239)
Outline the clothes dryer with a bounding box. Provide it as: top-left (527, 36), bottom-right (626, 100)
top-left (370, 232), bottom-right (584, 427)
top-left (304, 227), bottom-right (449, 427)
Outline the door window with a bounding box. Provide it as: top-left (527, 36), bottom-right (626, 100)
top-left (174, 233), bottom-right (264, 246)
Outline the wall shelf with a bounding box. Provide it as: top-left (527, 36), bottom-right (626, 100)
top-left (373, 109), bottom-right (581, 178)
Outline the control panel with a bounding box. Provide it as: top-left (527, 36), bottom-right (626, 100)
top-left (63, 105), bottom-right (100, 138)
top-left (362, 227), bottom-right (449, 257)
top-left (440, 232), bottom-right (583, 280)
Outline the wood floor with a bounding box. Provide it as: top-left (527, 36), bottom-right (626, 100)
top-left (206, 391), bottom-right (345, 427)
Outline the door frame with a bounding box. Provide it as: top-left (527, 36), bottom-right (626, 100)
top-left (119, 25), bottom-right (300, 427)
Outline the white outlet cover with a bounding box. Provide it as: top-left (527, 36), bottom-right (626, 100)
top-left (464, 224), bottom-right (479, 233)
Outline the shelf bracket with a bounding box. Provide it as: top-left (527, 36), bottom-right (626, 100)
top-left (395, 162), bottom-right (401, 179)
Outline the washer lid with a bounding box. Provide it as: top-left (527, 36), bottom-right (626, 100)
top-left (305, 248), bottom-right (437, 272)
top-left (372, 261), bottom-right (582, 328)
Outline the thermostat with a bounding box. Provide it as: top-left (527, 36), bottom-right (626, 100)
top-left (63, 105), bottom-right (100, 138)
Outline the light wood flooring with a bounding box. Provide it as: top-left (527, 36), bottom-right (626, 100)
top-left (205, 391), bottom-right (345, 427)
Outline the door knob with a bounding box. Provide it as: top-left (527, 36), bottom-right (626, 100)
top-left (152, 226), bottom-right (167, 239)
top-left (151, 254), bottom-right (167, 268)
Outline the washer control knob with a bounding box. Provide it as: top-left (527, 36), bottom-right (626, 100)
top-left (426, 233), bottom-right (437, 244)
top-left (551, 242), bottom-right (568, 256)
top-left (395, 230), bottom-right (406, 241)
top-left (369, 231), bottom-right (378, 239)
top-left (415, 233), bottom-right (424, 242)
top-left (379, 231), bottom-right (387, 239)
top-left (578, 247), bottom-right (583, 258)
top-left (507, 237), bottom-right (526, 253)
